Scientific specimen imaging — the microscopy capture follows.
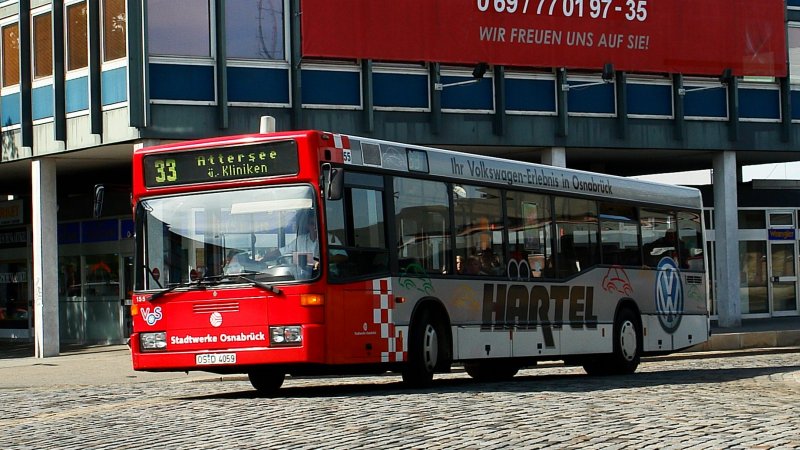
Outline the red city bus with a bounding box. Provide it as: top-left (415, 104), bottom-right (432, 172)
top-left (130, 128), bottom-right (709, 393)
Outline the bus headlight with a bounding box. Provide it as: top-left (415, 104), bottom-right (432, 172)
top-left (270, 326), bottom-right (302, 345)
top-left (140, 332), bottom-right (167, 350)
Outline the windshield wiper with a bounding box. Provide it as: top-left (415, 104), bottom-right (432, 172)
top-left (235, 274), bottom-right (283, 295)
top-left (149, 284), bottom-right (179, 301)
top-left (149, 277), bottom-right (222, 301)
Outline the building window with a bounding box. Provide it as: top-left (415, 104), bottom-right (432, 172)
top-left (66, 1), bottom-right (88, 71)
top-left (226, 0), bottom-right (284, 60)
top-left (33, 13), bottom-right (53, 79)
top-left (738, 210), bottom-right (766, 229)
top-left (790, 24), bottom-right (800, 85)
top-left (147, 0), bottom-right (210, 57)
top-left (1, 22), bottom-right (19, 88)
top-left (103, 0), bottom-right (126, 62)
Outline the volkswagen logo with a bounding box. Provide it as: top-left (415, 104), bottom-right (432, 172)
top-left (655, 257), bottom-right (684, 333)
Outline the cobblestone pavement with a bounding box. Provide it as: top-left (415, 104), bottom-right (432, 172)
top-left (2, 352), bottom-right (800, 449)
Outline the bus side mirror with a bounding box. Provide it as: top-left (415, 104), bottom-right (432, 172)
top-left (93, 184), bottom-right (105, 218)
top-left (322, 164), bottom-right (343, 201)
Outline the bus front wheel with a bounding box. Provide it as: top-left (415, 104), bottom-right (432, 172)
top-left (402, 309), bottom-right (442, 387)
top-left (248, 370), bottom-right (285, 395)
top-left (583, 308), bottom-right (642, 376)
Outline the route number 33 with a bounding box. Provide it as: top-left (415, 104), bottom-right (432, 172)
top-left (153, 159), bottom-right (178, 183)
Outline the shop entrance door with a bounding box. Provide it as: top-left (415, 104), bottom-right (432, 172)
top-left (767, 211), bottom-right (798, 317)
top-left (83, 253), bottom-right (123, 343)
top-left (59, 253), bottom-right (125, 344)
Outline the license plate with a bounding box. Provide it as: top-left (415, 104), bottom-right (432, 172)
top-left (195, 353), bottom-right (236, 365)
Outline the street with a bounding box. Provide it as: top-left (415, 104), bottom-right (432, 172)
top-left (2, 351), bottom-right (800, 449)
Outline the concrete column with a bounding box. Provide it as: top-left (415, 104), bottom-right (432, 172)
top-left (32, 159), bottom-right (59, 357)
top-left (542, 147), bottom-right (566, 167)
top-left (712, 151), bottom-right (741, 328)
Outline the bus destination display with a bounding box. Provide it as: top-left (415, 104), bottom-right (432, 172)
top-left (143, 141), bottom-right (299, 188)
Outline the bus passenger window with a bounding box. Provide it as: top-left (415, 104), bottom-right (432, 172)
top-left (506, 191), bottom-right (554, 279)
top-left (453, 184), bottom-right (504, 277)
top-left (641, 209), bottom-right (680, 268)
top-left (679, 211), bottom-right (704, 271)
top-left (394, 178), bottom-right (450, 275)
top-left (599, 202), bottom-right (641, 267)
top-left (554, 196), bottom-right (599, 278)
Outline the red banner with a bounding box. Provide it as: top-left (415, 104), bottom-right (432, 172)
top-left (301, 0), bottom-right (787, 77)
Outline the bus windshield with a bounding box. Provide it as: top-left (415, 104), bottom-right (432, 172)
top-left (135, 185), bottom-right (320, 290)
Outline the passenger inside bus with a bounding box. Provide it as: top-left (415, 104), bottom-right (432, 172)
top-left (460, 255), bottom-right (485, 275)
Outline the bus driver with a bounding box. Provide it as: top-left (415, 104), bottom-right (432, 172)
top-left (264, 212), bottom-right (345, 265)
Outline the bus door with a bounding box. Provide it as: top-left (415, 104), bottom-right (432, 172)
top-left (767, 211), bottom-right (798, 316)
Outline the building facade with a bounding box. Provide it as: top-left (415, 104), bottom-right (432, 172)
top-left (0, 0), bottom-right (799, 353)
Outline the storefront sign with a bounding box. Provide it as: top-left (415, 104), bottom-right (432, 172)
top-left (0, 271), bottom-right (26, 283)
top-left (301, 0), bottom-right (786, 77)
top-left (0, 228), bottom-right (28, 249)
top-left (0, 200), bottom-right (22, 225)
top-left (768, 228), bottom-right (796, 241)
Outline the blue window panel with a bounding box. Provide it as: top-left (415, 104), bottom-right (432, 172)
top-left (150, 64), bottom-right (215, 101)
top-left (505, 78), bottom-right (556, 112)
top-left (301, 70), bottom-right (360, 106)
top-left (1, 92), bottom-right (20, 126)
top-left (82, 219), bottom-right (119, 243)
top-left (227, 66), bottom-right (289, 103)
top-left (441, 76), bottom-right (493, 110)
top-left (32, 85), bottom-right (54, 120)
top-left (739, 88), bottom-right (780, 120)
top-left (121, 219), bottom-right (134, 239)
top-left (66, 77), bottom-right (89, 112)
top-left (567, 82), bottom-right (615, 114)
top-left (58, 222), bottom-right (80, 245)
top-left (789, 0), bottom-right (800, 7)
top-left (792, 91), bottom-right (800, 120)
top-left (627, 83), bottom-right (672, 116)
top-left (102, 67), bottom-right (128, 105)
top-left (684, 87), bottom-right (727, 118)
top-left (373, 73), bottom-right (428, 108)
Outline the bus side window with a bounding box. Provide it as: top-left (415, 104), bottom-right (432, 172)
top-left (505, 192), bottom-right (555, 279)
top-left (325, 175), bottom-right (389, 280)
top-left (599, 202), bottom-right (642, 267)
top-left (453, 184), bottom-right (505, 277)
top-left (641, 209), bottom-right (678, 268)
top-left (394, 178), bottom-right (450, 276)
top-left (678, 211), bottom-right (704, 271)
top-left (554, 196), bottom-right (600, 278)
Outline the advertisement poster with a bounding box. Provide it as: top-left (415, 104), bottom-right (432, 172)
top-left (302, 0), bottom-right (786, 77)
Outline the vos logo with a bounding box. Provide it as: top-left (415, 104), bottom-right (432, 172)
top-left (655, 257), bottom-right (683, 333)
top-left (141, 306), bottom-right (163, 326)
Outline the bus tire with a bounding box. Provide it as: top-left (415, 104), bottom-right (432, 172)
top-left (583, 307), bottom-right (642, 376)
top-left (402, 309), bottom-right (442, 387)
top-left (248, 370), bottom-right (285, 395)
top-left (464, 362), bottom-right (519, 382)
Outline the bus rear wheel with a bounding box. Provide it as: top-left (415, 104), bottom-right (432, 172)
top-left (583, 308), bottom-right (642, 376)
top-left (402, 309), bottom-right (443, 387)
top-left (248, 370), bottom-right (285, 395)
